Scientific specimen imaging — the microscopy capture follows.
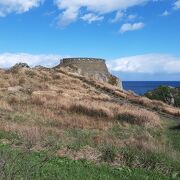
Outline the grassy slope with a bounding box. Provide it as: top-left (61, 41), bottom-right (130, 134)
top-left (0, 67), bottom-right (180, 179)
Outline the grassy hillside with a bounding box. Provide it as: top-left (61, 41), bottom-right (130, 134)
top-left (0, 65), bottom-right (180, 179)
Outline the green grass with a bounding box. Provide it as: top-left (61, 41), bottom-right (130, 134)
top-left (166, 125), bottom-right (180, 151)
top-left (0, 131), bottom-right (19, 141)
top-left (118, 147), bottom-right (180, 179)
top-left (0, 145), bottom-right (168, 180)
top-left (66, 128), bottom-right (96, 150)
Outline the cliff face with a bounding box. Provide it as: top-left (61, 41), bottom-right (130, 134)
top-left (58, 58), bottom-right (123, 90)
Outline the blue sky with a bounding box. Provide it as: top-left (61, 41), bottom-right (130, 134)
top-left (0, 0), bottom-right (180, 81)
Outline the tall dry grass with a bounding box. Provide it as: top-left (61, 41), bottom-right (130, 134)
top-left (0, 67), bottom-right (161, 130)
top-left (59, 68), bottom-right (180, 117)
top-left (0, 100), bottom-right (12, 111)
top-left (30, 89), bottom-right (160, 128)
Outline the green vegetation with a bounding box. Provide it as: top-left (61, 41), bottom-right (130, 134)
top-left (100, 145), bottom-right (117, 163)
top-left (67, 128), bottom-right (94, 150)
top-left (0, 145), bottom-right (168, 180)
top-left (119, 147), bottom-right (180, 178)
top-left (145, 85), bottom-right (180, 107)
top-left (166, 124), bottom-right (180, 151)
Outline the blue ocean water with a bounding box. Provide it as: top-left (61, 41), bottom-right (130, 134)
top-left (123, 81), bottom-right (180, 95)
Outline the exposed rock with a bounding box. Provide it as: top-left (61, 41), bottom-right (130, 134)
top-left (9, 63), bottom-right (30, 73)
top-left (12, 63), bottom-right (30, 69)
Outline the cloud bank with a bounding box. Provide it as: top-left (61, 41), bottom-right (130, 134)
top-left (108, 54), bottom-right (180, 74)
top-left (0, 53), bottom-right (61, 68)
top-left (173, 0), bottom-right (180, 10)
top-left (0, 0), bottom-right (43, 17)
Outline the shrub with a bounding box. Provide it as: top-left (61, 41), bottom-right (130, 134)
top-left (145, 86), bottom-right (172, 104)
top-left (175, 94), bottom-right (180, 107)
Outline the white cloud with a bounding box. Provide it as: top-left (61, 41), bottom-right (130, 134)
top-left (128, 14), bottom-right (137, 20)
top-left (55, 0), bottom-right (157, 26)
top-left (0, 0), bottom-right (43, 17)
top-left (0, 53), bottom-right (62, 68)
top-left (110, 11), bottom-right (124, 23)
top-left (81, 13), bottom-right (104, 24)
top-left (108, 54), bottom-right (180, 74)
top-left (173, 0), bottom-right (180, 10)
top-left (120, 22), bottom-right (145, 33)
top-left (56, 7), bottom-right (79, 26)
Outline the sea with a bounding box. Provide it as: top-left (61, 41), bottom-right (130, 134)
top-left (123, 81), bottom-right (180, 95)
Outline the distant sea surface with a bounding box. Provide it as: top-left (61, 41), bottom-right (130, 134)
top-left (123, 81), bottom-right (180, 95)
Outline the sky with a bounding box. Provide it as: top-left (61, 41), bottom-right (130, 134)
top-left (0, 0), bottom-right (180, 81)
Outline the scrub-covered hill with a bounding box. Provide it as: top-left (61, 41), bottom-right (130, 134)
top-left (145, 85), bottom-right (180, 108)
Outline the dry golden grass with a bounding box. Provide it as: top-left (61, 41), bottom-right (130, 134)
top-left (0, 67), bottom-right (162, 130)
top-left (0, 100), bottom-right (12, 111)
top-left (162, 106), bottom-right (180, 116)
top-left (58, 68), bottom-right (180, 117)
top-left (29, 91), bottom-right (160, 128)
top-left (0, 66), bottom-right (166, 153)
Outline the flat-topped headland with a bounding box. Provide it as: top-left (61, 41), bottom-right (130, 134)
top-left (58, 57), bottom-right (123, 89)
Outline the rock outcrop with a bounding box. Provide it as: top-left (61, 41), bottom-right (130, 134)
top-left (9, 63), bottom-right (30, 73)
